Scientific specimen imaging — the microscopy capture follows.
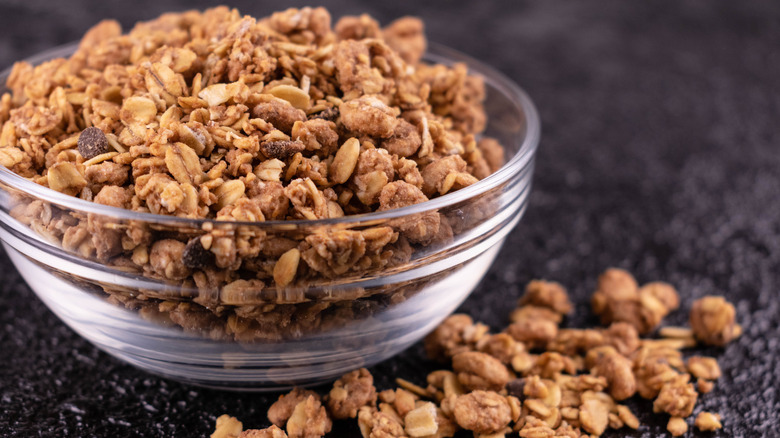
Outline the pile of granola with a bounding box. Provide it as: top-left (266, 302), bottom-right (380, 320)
top-left (0, 7), bottom-right (507, 340)
top-left (214, 268), bottom-right (740, 437)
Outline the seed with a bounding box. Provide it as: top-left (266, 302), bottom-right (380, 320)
top-left (329, 137), bottom-right (360, 184)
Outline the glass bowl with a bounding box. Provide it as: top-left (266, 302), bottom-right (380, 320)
top-left (0, 42), bottom-right (540, 390)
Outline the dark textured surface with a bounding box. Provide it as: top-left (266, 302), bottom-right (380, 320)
top-left (1, 1), bottom-right (779, 436)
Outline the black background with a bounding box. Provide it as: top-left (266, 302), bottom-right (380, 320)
top-left (1, 1), bottom-right (779, 436)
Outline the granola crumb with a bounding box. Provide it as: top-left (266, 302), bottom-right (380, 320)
top-left (695, 411), bottom-right (723, 431)
top-left (211, 415), bottom-right (243, 438)
top-left (239, 426), bottom-right (288, 438)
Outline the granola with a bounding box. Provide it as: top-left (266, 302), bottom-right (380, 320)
top-left (218, 270), bottom-right (741, 437)
top-left (0, 6), bottom-right (508, 341)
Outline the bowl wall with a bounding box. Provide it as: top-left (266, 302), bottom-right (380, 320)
top-left (0, 43), bottom-right (539, 389)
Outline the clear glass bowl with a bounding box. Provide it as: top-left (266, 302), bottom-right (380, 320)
top-left (0, 42), bottom-right (540, 390)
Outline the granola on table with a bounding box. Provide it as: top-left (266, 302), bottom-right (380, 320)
top-left (0, 6), bottom-right (507, 340)
top-left (217, 270), bottom-right (738, 437)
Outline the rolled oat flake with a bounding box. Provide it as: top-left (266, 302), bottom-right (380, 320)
top-left (77, 127), bottom-right (110, 159)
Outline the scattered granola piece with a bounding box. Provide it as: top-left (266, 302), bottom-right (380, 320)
top-left (452, 351), bottom-right (511, 391)
top-left (506, 317), bottom-right (558, 350)
top-left (453, 391), bottom-right (512, 434)
top-left (591, 268), bottom-right (678, 334)
top-left (690, 296), bottom-right (742, 346)
top-left (667, 417), bottom-right (688, 436)
top-left (653, 377), bottom-right (698, 417)
top-left (211, 415), bottom-right (243, 438)
top-left (520, 280), bottom-right (573, 315)
top-left (695, 411), bottom-right (723, 431)
top-left (357, 406), bottom-right (406, 438)
top-left (285, 395), bottom-right (332, 438)
top-left (403, 402), bottom-right (438, 437)
top-left (424, 314), bottom-right (488, 362)
top-left (686, 356), bottom-right (721, 381)
top-left (326, 368), bottom-right (378, 420)
top-left (639, 281), bottom-right (680, 312)
top-left (268, 388), bottom-right (321, 427)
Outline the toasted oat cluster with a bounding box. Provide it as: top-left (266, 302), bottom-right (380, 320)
top-left (216, 270), bottom-right (739, 437)
top-left (0, 6), bottom-right (502, 221)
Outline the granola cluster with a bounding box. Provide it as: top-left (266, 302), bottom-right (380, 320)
top-left (215, 269), bottom-right (740, 437)
top-left (0, 7), bottom-right (507, 340)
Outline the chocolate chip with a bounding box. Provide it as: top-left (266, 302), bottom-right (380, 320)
top-left (182, 237), bottom-right (215, 269)
top-left (308, 106), bottom-right (339, 122)
top-left (260, 140), bottom-right (305, 160)
top-left (506, 378), bottom-right (526, 399)
top-left (77, 127), bottom-right (110, 159)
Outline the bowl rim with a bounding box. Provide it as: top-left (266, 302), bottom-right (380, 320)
top-left (0, 41), bottom-right (540, 227)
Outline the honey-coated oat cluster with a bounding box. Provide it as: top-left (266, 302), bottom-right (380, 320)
top-left (0, 7), bottom-right (508, 340)
top-left (214, 269), bottom-right (740, 437)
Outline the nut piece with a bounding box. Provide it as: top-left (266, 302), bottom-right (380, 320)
top-left (267, 85), bottom-right (310, 110)
top-left (452, 351), bottom-right (511, 391)
top-left (687, 356), bottom-right (721, 381)
top-left (329, 138), bottom-right (361, 184)
top-left (695, 411), bottom-right (723, 431)
top-left (616, 405), bottom-right (640, 429)
top-left (453, 391), bottom-right (511, 434)
top-left (579, 398), bottom-right (609, 435)
top-left (690, 296), bottom-right (742, 346)
top-left (77, 127), bottom-right (111, 159)
top-left (357, 406), bottom-right (405, 438)
top-left (268, 388), bottom-right (321, 427)
top-left (211, 414), bottom-right (243, 438)
top-left (273, 248), bottom-right (301, 288)
top-left (326, 368), bottom-right (377, 420)
top-left (506, 317), bottom-right (558, 350)
top-left (404, 402), bottom-right (438, 437)
top-left (667, 417), bottom-right (688, 437)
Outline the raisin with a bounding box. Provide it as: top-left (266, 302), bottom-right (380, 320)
top-left (182, 236), bottom-right (215, 269)
top-left (77, 127), bottom-right (110, 159)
